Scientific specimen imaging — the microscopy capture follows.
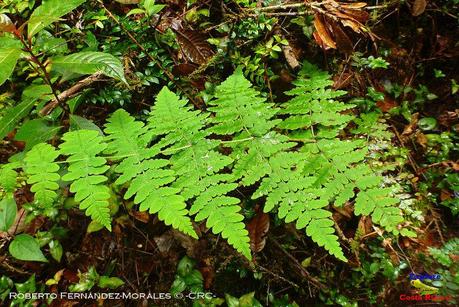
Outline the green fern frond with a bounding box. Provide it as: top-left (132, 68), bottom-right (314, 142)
top-left (24, 143), bottom-right (60, 207)
top-left (59, 130), bottom-right (112, 230)
top-left (253, 152), bottom-right (346, 260)
top-left (104, 109), bottom-right (197, 238)
top-left (147, 87), bottom-right (250, 258)
top-left (209, 68), bottom-right (294, 185)
top-left (279, 62), bottom-right (352, 132)
top-left (355, 188), bottom-right (403, 233)
top-left (0, 163), bottom-right (18, 194)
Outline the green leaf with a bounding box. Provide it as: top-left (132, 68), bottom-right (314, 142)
top-left (15, 119), bottom-right (61, 150)
top-left (52, 51), bottom-right (126, 82)
top-left (143, 0), bottom-right (165, 16)
top-left (28, 0), bottom-right (86, 38)
top-left (0, 98), bottom-right (37, 140)
top-left (49, 240), bottom-right (63, 262)
top-left (126, 8), bottom-right (146, 17)
top-left (0, 46), bottom-right (21, 86)
top-left (97, 276), bottom-right (125, 289)
top-left (0, 197), bottom-right (16, 232)
top-left (9, 234), bottom-right (48, 262)
top-left (69, 114), bottom-right (104, 135)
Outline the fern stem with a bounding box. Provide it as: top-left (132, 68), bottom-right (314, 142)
top-left (220, 137), bottom-right (255, 144)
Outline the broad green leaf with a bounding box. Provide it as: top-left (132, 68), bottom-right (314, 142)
top-left (0, 47), bottom-right (21, 86)
top-left (22, 84), bottom-right (53, 101)
top-left (0, 98), bottom-right (37, 140)
top-left (28, 0), bottom-right (86, 38)
top-left (126, 8), bottom-right (146, 17)
top-left (0, 85), bottom-right (52, 140)
top-left (52, 52), bottom-right (126, 82)
top-left (143, 0), bottom-right (165, 16)
top-left (8, 234), bottom-right (48, 262)
top-left (69, 114), bottom-right (104, 135)
top-left (0, 197), bottom-right (16, 232)
top-left (98, 276), bottom-right (125, 289)
top-left (15, 119), bottom-right (61, 150)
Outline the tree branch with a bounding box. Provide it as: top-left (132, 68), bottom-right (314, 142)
top-left (39, 73), bottom-right (105, 116)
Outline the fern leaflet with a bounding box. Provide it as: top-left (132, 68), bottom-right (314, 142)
top-left (59, 130), bottom-right (112, 230)
top-left (147, 87), bottom-right (251, 259)
top-left (24, 143), bottom-right (60, 207)
top-left (104, 109), bottom-right (197, 238)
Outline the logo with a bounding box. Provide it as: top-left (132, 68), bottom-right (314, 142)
top-left (399, 272), bottom-right (452, 301)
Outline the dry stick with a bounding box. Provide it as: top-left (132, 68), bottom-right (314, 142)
top-left (99, 2), bottom-right (200, 108)
top-left (244, 2), bottom-right (305, 11)
top-left (257, 264), bottom-right (300, 288)
top-left (39, 73), bottom-right (105, 116)
top-left (268, 236), bottom-right (325, 290)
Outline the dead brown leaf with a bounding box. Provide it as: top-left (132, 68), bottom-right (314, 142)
top-left (412, 0), bottom-right (427, 17)
top-left (0, 14), bottom-right (15, 33)
top-left (175, 29), bottom-right (215, 65)
top-left (340, 2), bottom-right (368, 10)
top-left (313, 14), bottom-right (336, 49)
top-left (329, 21), bottom-right (353, 53)
top-left (129, 210), bottom-right (150, 223)
top-left (247, 212), bottom-right (270, 253)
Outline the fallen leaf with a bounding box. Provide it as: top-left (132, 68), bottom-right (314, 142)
top-left (0, 208), bottom-right (27, 238)
top-left (329, 21), bottom-right (353, 53)
top-left (412, 0), bottom-right (427, 17)
top-left (247, 212), bottom-right (270, 253)
top-left (340, 8), bottom-right (370, 23)
top-left (175, 29), bottom-right (215, 65)
top-left (313, 14), bottom-right (336, 49)
top-left (376, 96), bottom-right (397, 112)
top-left (129, 210), bottom-right (150, 223)
top-left (416, 132), bottom-right (428, 148)
top-left (340, 2), bottom-right (368, 9)
top-left (172, 63), bottom-right (198, 76)
top-left (340, 18), bottom-right (364, 33)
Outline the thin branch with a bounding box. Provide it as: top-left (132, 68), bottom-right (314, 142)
top-left (39, 73), bottom-right (105, 116)
top-left (15, 32), bottom-right (69, 114)
top-left (268, 236), bottom-right (325, 290)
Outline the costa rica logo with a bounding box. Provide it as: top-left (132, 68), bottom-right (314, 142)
top-left (399, 272), bottom-right (452, 301)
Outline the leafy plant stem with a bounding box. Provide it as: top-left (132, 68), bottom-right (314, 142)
top-left (14, 32), bottom-right (69, 114)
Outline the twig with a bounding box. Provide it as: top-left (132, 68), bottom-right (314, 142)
top-left (39, 73), bottom-right (105, 116)
top-left (257, 264), bottom-right (299, 288)
top-left (268, 236), bottom-right (325, 290)
top-left (244, 3), bottom-right (305, 11)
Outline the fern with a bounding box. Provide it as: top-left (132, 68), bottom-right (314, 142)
top-left (24, 143), bottom-right (60, 207)
top-left (0, 163), bottom-right (18, 194)
top-left (59, 130), bottom-right (112, 230)
top-left (104, 108), bottom-right (197, 239)
top-left (278, 61), bottom-right (352, 133)
top-left (10, 63), bottom-right (406, 262)
top-left (209, 67), bottom-right (294, 186)
top-left (146, 87), bottom-right (251, 259)
top-left (253, 62), bottom-right (403, 260)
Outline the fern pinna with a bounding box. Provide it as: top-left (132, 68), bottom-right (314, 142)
top-left (0, 62), bottom-right (406, 261)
